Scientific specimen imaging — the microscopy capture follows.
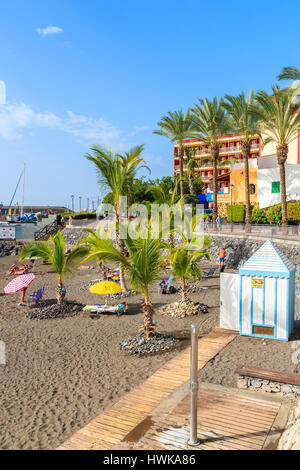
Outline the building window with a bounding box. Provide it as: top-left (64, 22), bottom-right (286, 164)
top-left (272, 181), bottom-right (280, 193)
top-left (250, 184), bottom-right (256, 194)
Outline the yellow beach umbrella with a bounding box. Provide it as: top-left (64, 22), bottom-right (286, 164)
top-left (89, 281), bottom-right (122, 295)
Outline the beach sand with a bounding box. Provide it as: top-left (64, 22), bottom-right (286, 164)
top-left (0, 257), bottom-right (219, 450)
top-left (0, 256), bottom-right (299, 450)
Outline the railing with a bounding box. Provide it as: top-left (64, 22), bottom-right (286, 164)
top-left (34, 219), bottom-right (58, 241)
top-left (203, 223), bottom-right (300, 240)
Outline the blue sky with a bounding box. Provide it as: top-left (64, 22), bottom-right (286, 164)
top-left (0, 0), bottom-right (299, 209)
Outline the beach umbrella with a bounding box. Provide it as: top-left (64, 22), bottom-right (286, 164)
top-left (4, 273), bottom-right (35, 294)
top-left (89, 280), bottom-right (122, 295)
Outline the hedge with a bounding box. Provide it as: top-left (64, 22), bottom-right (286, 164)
top-left (251, 207), bottom-right (267, 225)
top-left (227, 204), bottom-right (245, 223)
top-left (287, 202), bottom-right (300, 222)
top-left (58, 212), bottom-right (97, 220)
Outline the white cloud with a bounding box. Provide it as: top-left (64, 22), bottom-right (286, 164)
top-left (36, 26), bottom-right (64, 36)
top-left (0, 101), bottom-right (145, 151)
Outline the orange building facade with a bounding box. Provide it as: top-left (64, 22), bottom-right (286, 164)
top-left (173, 134), bottom-right (261, 192)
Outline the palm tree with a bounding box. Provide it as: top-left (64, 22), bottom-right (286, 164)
top-left (146, 179), bottom-right (183, 246)
top-left (278, 66), bottom-right (300, 82)
top-left (169, 233), bottom-right (210, 303)
top-left (118, 145), bottom-right (151, 208)
top-left (81, 230), bottom-right (167, 338)
top-left (19, 231), bottom-right (88, 304)
top-left (85, 145), bottom-right (146, 291)
top-left (224, 90), bottom-right (260, 231)
top-left (191, 98), bottom-right (229, 227)
top-left (184, 146), bottom-right (199, 194)
top-left (153, 110), bottom-right (198, 197)
top-left (250, 86), bottom-right (300, 225)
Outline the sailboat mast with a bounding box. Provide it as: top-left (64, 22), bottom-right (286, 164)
top-left (21, 163), bottom-right (26, 216)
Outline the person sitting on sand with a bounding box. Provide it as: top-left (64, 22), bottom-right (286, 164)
top-left (218, 247), bottom-right (226, 272)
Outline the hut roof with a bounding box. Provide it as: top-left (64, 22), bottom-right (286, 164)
top-left (239, 240), bottom-right (296, 278)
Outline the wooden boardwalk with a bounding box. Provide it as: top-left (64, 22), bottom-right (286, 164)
top-left (58, 327), bottom-right (237, 450)
top-left (133, 384), bottom-right (285, 450)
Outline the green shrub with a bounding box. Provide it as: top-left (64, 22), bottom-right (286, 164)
top-left (287, 202), bottom-right (300, 222)
top-left (266, 204), bottom-right (282, 225)
top-left (58, 212), bottom-right (97, 220)
top-left (227, 204), bottom-right (245, 223)
top-left (251, 207), bottom-right (267, 224)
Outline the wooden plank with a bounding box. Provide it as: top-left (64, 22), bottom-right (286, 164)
top-left (236, 365), bottom-right (300, 386)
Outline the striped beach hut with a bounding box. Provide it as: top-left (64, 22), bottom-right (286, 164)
top-left (239, 240), bottom-right (296, 341)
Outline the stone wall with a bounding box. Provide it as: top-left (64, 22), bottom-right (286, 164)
top-left (278, 400), bottom-right (300, 450)
top-left (237, 375), bottom-right (300, 400)
top-left (63, 228), bottom-right (86, 247)
top-left (207, 235), bottom-right (300, 297)
top-left (0, 241), bottom-right (23, 258)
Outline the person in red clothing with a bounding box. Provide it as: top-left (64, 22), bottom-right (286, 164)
top-left (218, 247), bottom-right (226, 272)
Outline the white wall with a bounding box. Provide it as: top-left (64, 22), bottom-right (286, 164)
top-left (257, 166), bottom-right (300, 208)
top-left (220, 273), bottom-right (240, 331)
top-left (260, 133), bottom-right (299, 165)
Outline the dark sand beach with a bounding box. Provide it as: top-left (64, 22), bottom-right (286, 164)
top-left (0, 256), bottom-right (299, 449)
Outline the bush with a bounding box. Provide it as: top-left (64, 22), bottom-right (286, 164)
top-left (266, 204), bottom-right (282, 225)
top-left (287, 202), bottom-right (300, 223)
top-left (227, 204), bottom-right (245, 223)
top-left (58, 212), bottom-right (97, 220)
top-left (251, 208), bottom-right (267, 225)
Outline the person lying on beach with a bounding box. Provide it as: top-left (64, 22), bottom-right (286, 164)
top-left (8, 264), bottom-right (30, 275)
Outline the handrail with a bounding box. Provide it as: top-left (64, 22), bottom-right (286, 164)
top-left (34, 219), bottom-right (58, 241)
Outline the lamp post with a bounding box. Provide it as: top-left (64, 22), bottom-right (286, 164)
top-left (230, 184), bottom-right (234, 232)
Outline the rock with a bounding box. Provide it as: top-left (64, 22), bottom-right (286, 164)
top-left (27, 302), bottom-right (83, 320)
top-left (158, 300), bottom-right (209, 318)
top-left (250, 379), bottom-right (262, 389)
top-left (281, 384), bottom-right (293, 395)
top-left (237, 377), bottom-right (248, 389)
top-left (120, 332), bottom-right (179, 356)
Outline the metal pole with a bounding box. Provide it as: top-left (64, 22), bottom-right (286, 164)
top-left (188, 324), bottom-right (200, 446)
top-left (21, 163), bottom-right (26, 216)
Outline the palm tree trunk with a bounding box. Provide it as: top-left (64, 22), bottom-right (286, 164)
top-left (277, 144), bottom-right (288, 226)
top-left (181, 279), bottom-right (188, 303)
top-left (179, 144), bottom-right (185, 197)
top-left (143, 290), bottom-right (155, 338)
top-left (116, 206), bottom-right (128, 292)
top-left (212, 144), bottom-right (219, 230)
top-left (57, 276), bottom-right (63, 304)
top-left (242, 142), bottom-right (252, 233)
top-left (188, 174), bottom-right (195, 195)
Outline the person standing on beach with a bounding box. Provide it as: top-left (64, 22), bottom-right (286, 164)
top-left (18, 287), bottom-right (27, 306)
top-left (218, 247), bottom-right (226, 272)
top-left (216, 216), bottom-right (222, 230)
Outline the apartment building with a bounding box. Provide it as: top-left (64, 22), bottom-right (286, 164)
top-left (174, 132), bottom-right (300, 193)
